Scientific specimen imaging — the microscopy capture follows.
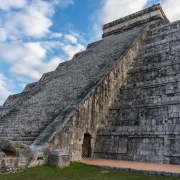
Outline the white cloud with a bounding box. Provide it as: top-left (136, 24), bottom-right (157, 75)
top-left (0, 37), bottom-right (85, 83)
top-left (92, 0), bottom-right (148, 39)
top-left (10, 64), bottom-right (42, 81)
top-left (19, 83), bottom-right (26, 88)
top-left (0, 41), bottom-right (60, 81)
top-left (0, 0), bottom-right (82, 105)
top-left (64, 34), bottom-right (78, 44)
top-left (0, 42), bottom-right (46, 63)
top-left (0, 73), bottom-right (13, 105)
top-left (57, 0), bottom-right (74, 8)
top-left (92, 0), bottom-right (180, 40)
top-left (0, 28), bottom-right (7, 42)
top-left (16, 7), bottom-right (52, 38)
top-left (100, 0), bottom-right (148, 24)
top-left (0, 40), bottom-right (66, 83)
top-left (62, 43), bottom-right (86, 59)
top-left (161, 0), bottom-right (180, 22)
top-left (0, 0), bottom-right (26, 11)
top-left (40, 41), bottom-right (62, 52)
top-left (2, 1), bottom-right (54, 39)
top-left (41, 57), bottom-right (63, 72)
top-left (50, 32), bottom-right (63, 39)
top-left (91, 0), bottom-right (180, 39)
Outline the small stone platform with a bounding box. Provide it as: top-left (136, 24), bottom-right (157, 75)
top-left (81, 158), bottom-right (180, 177)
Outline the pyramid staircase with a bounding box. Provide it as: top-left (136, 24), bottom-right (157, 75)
top-left (94, 20), bottom-right (180, 164)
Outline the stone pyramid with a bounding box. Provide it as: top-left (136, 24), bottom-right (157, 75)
top-left (0, 4), bottom-right (180, 170)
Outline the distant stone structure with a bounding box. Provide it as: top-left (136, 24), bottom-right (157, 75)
top-left (0, 4), bottom-right (180, 171)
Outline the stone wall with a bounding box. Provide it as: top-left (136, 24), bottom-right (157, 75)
top-left (29, 25), bottom-right (148, 166)
top-left (94, 20), bottom-right (180, 165)
top-left (1, 4), bottom-right (180, 170)
top-left (102, 4), bottom-right (166, 38)
top-left (0, 25), bottom-right (144, 147)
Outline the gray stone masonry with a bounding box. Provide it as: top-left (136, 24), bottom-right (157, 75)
top-left (48, 149), bottom-right (70, 168)
top-left (1, 4), bottom-right (180, 170)
top-left (94, 20), bottom-right (180, 164)
top-left (102, 4), bottom-right (167, 38)
top-left (0, 26), bottom-right (144, 147)
top-left (0, 20), bottom-right (146, 168)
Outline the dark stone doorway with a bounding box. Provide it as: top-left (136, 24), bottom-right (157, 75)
top-left (82, 134), bottom-right (91, 158)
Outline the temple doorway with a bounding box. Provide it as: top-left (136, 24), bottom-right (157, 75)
top-left (82, 134), bottom-right (91, 158)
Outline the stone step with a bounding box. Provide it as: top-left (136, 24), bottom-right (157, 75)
top-left (0, 121), bottom-right (51, 127)
top-left (0, 122), bottom-right (51, 127)
top-left (135, 51), bottom-right (180, 67)
top-left (0, 136), bottom-right (37, 141)
top-left (97, 125), bottom-right (178, 135)
top-left (128, 64), bottom-right (180, 77)
top-left (0, 130), bottom-right (43, 135)
top-left (0, 70), bottom-right (59, 120)
top-left (119, 92), bottom-right (180, 103)
top-left (127, 71), bottom-right (180, 84)
top-left (0, 131), bottom-right (44, 137)
top-left (0, 128), bottom-right (44, 134)
top-left (148, 21), bottom-right (180, 35)
top-left (114, 94), bottom-right (180, 107)
top-left (23, 82), bottom-right (38, 93)
top-left (138, 45), bottom-right (180, 60)
top-left (87, 40), bottom-right (102, 49)
top-left (13, 141), bottom-right (33, 145)
top-left (126, 73), bottom-right (179, 85)
top-left (2, 91), bottom-right (31, 109)
top-left (55, 61), bottom-right (70, 71)
top-left (139, 45), bottom-right (180, 58)
top-left (126, 74), bottom-right (180, 89)
top-left (0, 107), bottom-right (12, 117)
top-left (0, 131), bottom-right (21, 135)
top-left (147, 24), bottom-right (180, 36)
top-left (0, 133), bottom-right (39, 137)
top-left (148, 19), bottom-right (169, 30)
top-left (141, 37), bottom-right (180, 51)
top-left (39, 71), bottom-right (54, 82)
top-left (0, 128), bottom-right (21, 132)
top-left (3, 94), bottom-right (21, 107)
top-left (123, 82), bottom-right (174, 91)
top-left (120, 86), bottom-right (180, 100)
top-left (131, 61), bottom-right (180, 74)
top-left (145, 30), bottom-right (180, 44)
top-left (0, 127), bottom-right (42, 131)
top-left (110, 100), bottom-right (180, 111)
top-left (72, 50), bottom-right (86, 59)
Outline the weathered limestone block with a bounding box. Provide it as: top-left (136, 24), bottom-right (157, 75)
top-left (30, 25), bottom-right (148, 164)
top-left (23, 82), bottom-right (38, 92)
top-left (0, 157), bottom-right (19, 170)
top-left (103, 4), bottom-right (167, 38)
top-left (48, 149), bottom-right (70, 168)
top-left (0, 140), bottom-right (34, 168)
top-left (94, 18), bottom-right (180, 165)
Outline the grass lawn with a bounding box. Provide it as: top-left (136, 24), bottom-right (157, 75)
top-left (0, 162), bottom-right (178, 180)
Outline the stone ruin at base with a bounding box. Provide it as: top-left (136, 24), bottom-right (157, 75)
top-left (0, 4), bottom-right (180, 171)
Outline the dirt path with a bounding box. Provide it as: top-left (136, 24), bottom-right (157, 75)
top-left (80, 158), bottom-right (180, 173)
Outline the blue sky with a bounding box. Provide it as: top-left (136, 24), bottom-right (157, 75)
top-left (0, 0), bottom-right (179, 105)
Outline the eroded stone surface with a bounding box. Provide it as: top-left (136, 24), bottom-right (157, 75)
top-left (48, 149), bottom-right (70, 168)
top-left (0, 25), bottom-right (145, 149)
top-left (0, 4), bottom-right (180, 172)
top-left (94, 20), bottom-right (180, 165)
top-left (0, 140), bottom-right (34, 170)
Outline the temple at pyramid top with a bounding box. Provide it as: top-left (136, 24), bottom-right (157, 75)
top-left (102, 4), bottom-right (167, 38)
